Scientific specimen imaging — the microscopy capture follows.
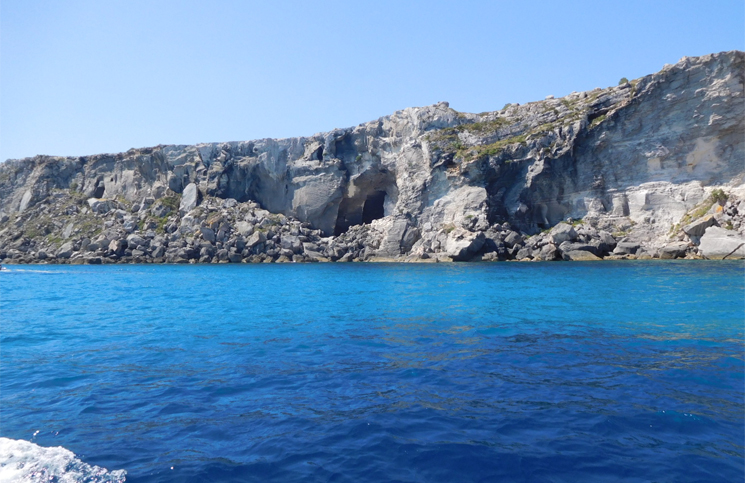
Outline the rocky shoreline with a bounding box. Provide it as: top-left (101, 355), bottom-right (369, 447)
top-left (1, 51), bottom-right (744, 264)
top-left (2, 187), bottom-right (743, 265)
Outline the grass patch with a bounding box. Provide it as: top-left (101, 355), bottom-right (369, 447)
top-left (673, 190), bottom-right (728, 233)
top-left (430, 118), bottom-right (511, 142)
top-left (160, 194), bottom-right (181, 211)
top-left (710, 188), bottom-right (728, 205)
top-left (24, 227), bottom-right (41, 238)
top-left (46, 235), bottom-right (63, 245)
top-left (155, 216), bottom-right (170, 234)
top-left (589, 114), bottom-right (607, 129)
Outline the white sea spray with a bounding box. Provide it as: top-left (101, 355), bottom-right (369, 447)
top-left (0, 438), bottom-right (126, 483)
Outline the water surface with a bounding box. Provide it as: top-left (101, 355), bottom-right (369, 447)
top-left (1, 261), bottom-right (743, 482)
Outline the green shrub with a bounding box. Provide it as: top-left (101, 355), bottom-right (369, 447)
top-left (160, 195), bottom-right (181, 211)
top-left (710, 188), bottom-right (728, 205)
top-left (589, 114), bottom-right (606, 129)
top-left (618, 77), bottom-right (629, 85)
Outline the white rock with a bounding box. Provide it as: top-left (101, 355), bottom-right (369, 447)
top-left (179, 183), bottom-right (200, 214)
top-left (699, 226), bottom-right (745, 259)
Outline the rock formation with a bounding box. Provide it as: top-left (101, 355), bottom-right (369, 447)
top-left (1, 50), bottom-right (743, 264)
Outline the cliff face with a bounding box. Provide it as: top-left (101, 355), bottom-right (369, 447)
top-left (1, 51), bottom-right (743, 264)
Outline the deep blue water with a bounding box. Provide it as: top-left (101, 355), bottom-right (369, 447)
top-left (1, 261), bottom-right (743, 482)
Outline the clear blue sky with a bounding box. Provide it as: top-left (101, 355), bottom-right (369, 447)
top-left (1, 0), bottom-right (743, 162)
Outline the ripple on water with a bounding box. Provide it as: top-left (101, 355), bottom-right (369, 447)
top-left (0, 262), bottom-right (743, 482)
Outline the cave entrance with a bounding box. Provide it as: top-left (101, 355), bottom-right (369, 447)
top-left (334, 190), bottom-right (388, 236)
top-left (93, 184), bottom-right (105, 198)
top-left (362, 191), bottom-right (386, 224)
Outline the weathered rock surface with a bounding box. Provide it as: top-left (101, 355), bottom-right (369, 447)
top-left (699, 226), bottom-right (745, 259)
top-left (0, 51), bottom-right (743, 264)
top-left (179, 183), bottom-right (200, 214)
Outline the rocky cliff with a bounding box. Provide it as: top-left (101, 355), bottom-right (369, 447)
top-left (1, 50), bottom-right (744, 264)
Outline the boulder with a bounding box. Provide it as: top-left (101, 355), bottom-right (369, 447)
top-left (57, 242), bottom-right (75, 259)
top-left (151, 202), bottom-right (171, 218)
top-left (377, 218), bottom-right (409, 258)
top-left (108, 239), bottom-right (127, 255)
top-left (63, 223), bottom-right (75, 239)
top-left (235, 221), bottom-right (253, 236)
top-left (280, 235), bottom-right (302, 253)
top-left (200, 227), bottom-right (216, 243)
top-left (122, 218), bottom-right (138, 233)
top-left (401, 226), bottom-right (421, 252)
top-left (87, 198), bottom-right (114, 215)
top-left (562, 250), bottom-right (602, 261)
top-left (558, 241), bottom-right (599, 257)
top-left (550, 223), bottom-right (577, 245)
top-left (683, 214), bottom-right (719, 239)
top-left (596, 231), bottom-right (617, 253)
top-left (246, 231), bottom-right (267, 248)
top-left (613, 241), bottom-right (641, 255)
top-left (698, 227), bottom-right (745, 259)
top-left (151, 246), bottom-right (166, 258)
top-left (179, 183), bottom-right (200, 213)
top-left (535, 243), bottom-right (558, 261)
top-left (659, 242), bottom-right (689, 259)
top-left (444, 228), bottom-right (485, 261)
top-left (503, 231), bottom-right (522, 247)
top-left (126, 234), bottom-right (148, 249)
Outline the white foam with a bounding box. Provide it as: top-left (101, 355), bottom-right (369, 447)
top-left (0, 437), bottom-right (126, 483)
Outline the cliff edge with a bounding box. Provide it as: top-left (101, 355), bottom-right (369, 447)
top-left (1, 50), bottom-right (743, 264)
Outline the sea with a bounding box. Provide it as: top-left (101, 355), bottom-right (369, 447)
top-left (0, 261), bottom-right (743, 482)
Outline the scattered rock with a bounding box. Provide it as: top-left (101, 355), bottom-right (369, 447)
top-left (56, 242), bottom-right (75, 259)
top-left (683, 215), bottom-right (719, 238)
top-left (0, 52), bottom-right (742, 265)
top-left (562, 250), bottom-right (602, 261)
top-left (659, 242), bottom-right (689, 259)
top-left (445, 228), bottom-right (485, 261)
top-left (179, 183), bottom-right (200, 214)
top-left (699, 227), bottom-right (745, 259)
top-left (550, 223), bottom-right (577, 245)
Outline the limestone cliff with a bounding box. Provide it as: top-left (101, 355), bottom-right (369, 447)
top-left (1, 50), bottom-right (743, 264)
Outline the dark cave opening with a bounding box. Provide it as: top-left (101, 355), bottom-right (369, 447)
top-left (93, 184), bottom-right (105, 198)
top-left (312, 145), bottom-right (324, 161)
top-left (334, 190), bottom-right (387, 236)
top-left (362, 191), bottom-right (386, 224)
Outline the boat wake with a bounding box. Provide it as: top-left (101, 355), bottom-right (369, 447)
top-left (0, 269), bottom-right (62, 274)
top-left (0, 437), bottom-right (126, 482)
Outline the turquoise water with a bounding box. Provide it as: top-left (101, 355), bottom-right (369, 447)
top-left (1, 261), bottom-right (743, 482)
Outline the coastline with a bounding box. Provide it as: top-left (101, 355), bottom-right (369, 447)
top-left (1, 52), bottom-right (743, 266)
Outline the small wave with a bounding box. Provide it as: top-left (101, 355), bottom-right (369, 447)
top-left (0, 437), bottom-right (126, 483)
top-left (0, 269), bottom-right (62, 274)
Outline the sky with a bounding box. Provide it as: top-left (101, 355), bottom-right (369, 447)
top-left (1, 0), bottom-right (743, 162)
